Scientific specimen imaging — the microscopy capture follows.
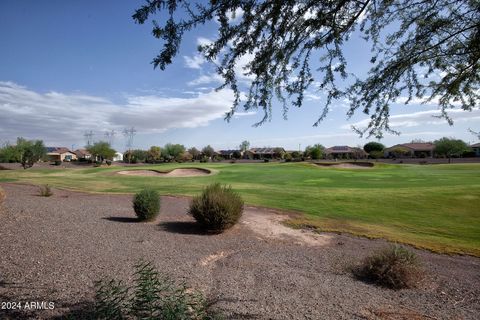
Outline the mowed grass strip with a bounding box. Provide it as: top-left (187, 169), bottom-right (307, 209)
top-left (1, 162), bottom-right (479, 256)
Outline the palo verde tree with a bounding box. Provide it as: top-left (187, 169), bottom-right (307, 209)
top-left (0, 138), bottom-right (46, 169)
top-left (434, 137), bottom-right (469, 163)
top-left (133, 0), bottom-right (479, 138)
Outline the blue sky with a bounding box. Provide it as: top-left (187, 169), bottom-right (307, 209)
top-left (1, 0), bottom-right (478, 152)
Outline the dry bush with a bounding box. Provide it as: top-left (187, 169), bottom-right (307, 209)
top-left (38, 184), bottom-right (53, 197)
top-left (353, 245), bottom-right (423, 289)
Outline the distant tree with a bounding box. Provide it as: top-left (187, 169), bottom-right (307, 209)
top-left (146, 146), bottom-right (162, 163)
top-left (180, 151), bottom-right (193, 162)
top-left (163, 143), bottom-right (186, 161)
top-left (232, 150), bottom-right (242, 159)
top-left (202, 145), bottom-right (215, 158)
top-left (272, 148), bottom-right (285, 159)
top-left (16, 138), bottom-right (46, 169)
top-left (239, 141), bottom-right (250, 153)
top-left (363, 142), bottom-right (385, 153)
top-left (134, 0), bottom-right (479, 138)
top-left (87, 141), bottom-right (116, 164)
top-left (0, 143), bottom-right (22, 163)
top-left (188, 147), bottom-right (201, 160)
top-left (390, 147), bottom-right (411, 158)
top-left (434, 137), bottom-right (469, 163)
top-left (304, 144), bottom-right (324, 160)
top-left (369, 150), bottom-right (384, 159)
top-left (291, 151), bottom-right (301, 159)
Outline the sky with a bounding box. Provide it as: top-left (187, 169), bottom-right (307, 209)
top-left (1, 0), bottom-right (478, 152)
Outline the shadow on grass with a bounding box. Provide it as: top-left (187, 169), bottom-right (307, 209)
top-left (157, 221), bottom-right (208, 235)
top-left (102, 216), bottom-right (139, 223)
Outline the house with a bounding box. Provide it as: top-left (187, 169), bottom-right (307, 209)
top-left (113, 152), bottom-right (123, 162)
top-left (384, 143), bottom-right (435, 158)
top-left (74, 149), bottom-right (92, 160)
top-left (46, 147), bottom-right (77, 162)
top-left (217, 150), bottom-right (241, 159)
top-left (249, 147), bottom-right (286, 159)
top-left (324, 146), bottom-right (367, 159)
top-left (471, 143), bottom-right (480, 157)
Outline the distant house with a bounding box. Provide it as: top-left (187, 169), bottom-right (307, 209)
top-left (113, 152), bottom-right (123, 162)
top-left (74, 149), bottom-right (92, 160)
top-left (471, 143), bottom-right (480, 157)
top-left (46, 147), bottom-right (77, 162)
top-left (324, 146), bottom-right (367, 159)
top-left (384, 143), bottom-right (435, 158)
top-left (217, 150), bottom-right (241, 160)
top-left (249, 147), bottom-right (286, 159)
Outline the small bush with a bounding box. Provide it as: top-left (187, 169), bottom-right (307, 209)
top-left (188, 183), bottom-right (244, 233)
top-left (133, 188), bottom-right (160, 221)
top-left (38, 185), bottom-right (53, 197)
top-left (105, 160), bottom-right (112, 166)
top-left (353, 245), bottom-right (423, 289)
top-left (54, 160), bottom-right (62, 166)
top-left (95, 261), bottom-right (221, 319)
top-left (263, 159), bottom-right (269, 163)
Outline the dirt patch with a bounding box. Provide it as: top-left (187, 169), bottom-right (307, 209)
top-left (117, 168), bottom-right (212, 177)
top-left (315, 161), bottom-right (374, 169)
top-left (242, 208), bottom-right (332, 246)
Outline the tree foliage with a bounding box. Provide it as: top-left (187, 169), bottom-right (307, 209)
top-left (163, 143), bottom-right (186, 160)
top-left (0, 138), bottom-right (46, 169)
top-left (87, 141), bottom-right (116, 163)
top-left (147, 146), bottom-right (162, 163)
top-left (364, 142), bottom-right (385, 153)
top-left (434, 137), bottom-right (469, 162)
top-left (133, 0), bottom-right (479, 138)
top-left (202, 145), bottom-right (215, 158)
top-left (304, 144), bottom-right (324, 160)
top-left (239, 140), bottom-right (250, 152)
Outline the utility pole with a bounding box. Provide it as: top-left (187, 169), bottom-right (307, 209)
top-left (84, 131), bottom-right (94, 147)
top-left (122, 127), bottom-right (136, 163)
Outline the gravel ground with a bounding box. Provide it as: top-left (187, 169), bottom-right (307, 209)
top-left (0, 183), bottom-right (479, 319)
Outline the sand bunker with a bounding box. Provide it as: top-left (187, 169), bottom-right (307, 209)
top-left (241, 208), bottom-right (332, 246)
top-left (315, 162), bottom-right (374, 169)
top-left (117, 168), bottom-right (211, 177)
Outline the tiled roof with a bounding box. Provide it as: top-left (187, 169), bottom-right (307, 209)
top-left (46, 147), bottom-right (72, 154)
top-left (386, 143), bottom-right (434, 151)
top-left (471, 143), bottom-right (480, 148)
top-left (250, 147), bottom-right (285, 154)
top-left (325, 146), bottom-right (365, 154)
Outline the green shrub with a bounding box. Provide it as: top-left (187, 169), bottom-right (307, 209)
top-left (94, 261), bottom-right (221, 319)
top-left (105, 160), bottom-right (112, 166)
top-left (38, 184), bottom-right (53, 197)
top-left (54, 160), bottom-right (62, 166)
top-left (133, 188), bottom-right (160, 221)
top-left (353, 245), bottom-right (423, 289)
top-left (188, 183), bottom-right (244, 233)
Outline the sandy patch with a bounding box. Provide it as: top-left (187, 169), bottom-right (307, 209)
top-left (241, 208), bottom-right (332, 246)
top-left (200, 250), bottom-right (233, 267)
top-left (117, 168), bottom-right (211, 177)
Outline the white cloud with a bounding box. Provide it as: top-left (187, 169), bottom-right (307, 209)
top-left (0, 81), bottom-right (234, 146)
top-left (187, 74), bottom-right (224, 86)
top-left (341, 108), bottom-right (480, 130)
top-left (183, 54), bottom-right (205, 69)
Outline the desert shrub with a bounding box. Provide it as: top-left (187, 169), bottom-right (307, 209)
top-left (189, 183), bottom-right (244, 233)
top-left (54, 160), bottom-right (62, 166)
top-left (353, 245), bottom-right (423, 289)
top-left (38, 185), bottom-right (53, 197)
top-left (105, 160), bottom-right (112, 166)
top-left (133, 188), bottom-right (160, 221)
top-left (94, 261), bottom-right (221, 319)
top-left (263, 159), bottom-right (269, 163)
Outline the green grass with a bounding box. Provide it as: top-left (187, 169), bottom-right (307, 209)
top-left (1, 162), bottom-right (479, 256)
